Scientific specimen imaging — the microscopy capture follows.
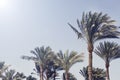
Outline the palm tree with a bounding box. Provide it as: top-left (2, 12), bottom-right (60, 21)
top-left (56, 50), bottom-right (84, 80)
top-left (21, 46), bottom-right (55, 80)
top-left (2, 69), bottom-right (26, 80)
top-left (94, 41), bottom-right (120, 80)
top-left (80, 66), bottom-right (106, 80)
top-left (68, 11), bottom-right (120, 80)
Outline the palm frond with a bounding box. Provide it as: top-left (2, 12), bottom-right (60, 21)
top-left (79, 67), bottom-right (88, 80)
top-left (69, 53), bottom-right (84, 63)
top-left (80, 66), bottom-right (106, 80)
top-left (0, 62), bottom-right (5, 69)
top-left (94, 41), bottom-right (120, 62)
top-left (68, 23), bottom-right (83, 39)
top-left (57, 50), bottom-right (64, 59)
top-left (5, 69), bottom-right (15, 79)
top-left (69, 11), bottom-right (120, 44)
top-left (63, 72), bottom-right (77, 80)
top-left (30, 50), bottom-right (39, 58)
top-left (22, 46), bottom-right (55, 63)
top-left (21, 56), bottom-right (38, 62)
top-left (56, 50), bottom-right (84, 71)
top-left (94, 25), bottom-right (120, 41)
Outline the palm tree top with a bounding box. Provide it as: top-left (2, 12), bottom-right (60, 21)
top-left (68, 11), bottom-right (120, 44)
top-left (56, 50), bottom-right (84, 71)
top-left (1, 69), bottom-right (26, 80)
top-left (94, 41), bottom-right (120, 62)
top-left (21, 46), bottom-right (55, 64)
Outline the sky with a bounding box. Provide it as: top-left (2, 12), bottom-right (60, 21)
top-left (0, 0), bottom-right (120, 80)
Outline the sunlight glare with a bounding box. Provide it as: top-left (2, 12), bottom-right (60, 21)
top-left (0, 0), bottom-right (8, 8)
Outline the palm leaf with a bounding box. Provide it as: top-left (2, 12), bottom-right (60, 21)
top-left (69, 11), bottom-right (120, 44)
top-left (80, 67), bottom-right (106, 80)
top-left (56, 50), bottom-right (84, 71)
top-left (68, 23), bottom-right (83, 39)
top-left (94, 41), bottom-right (120, 62)
top-left (0, 62), bottom-right (5, 69)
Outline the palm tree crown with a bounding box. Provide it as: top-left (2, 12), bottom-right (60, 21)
top-left (21, 46), bottom-right (55, 80)
top-left (21, 46), bottom-right (54, 65)
top-left (2, 69), bottom-right (26, 80)
top-left (68, 11), bottom-right (120, 44)
top-left (94, 41), bottom-right (120, 63)
top-left (56, 50), bottom-right (84, 80)
top-left (56, 50), bottom-right (84, 71)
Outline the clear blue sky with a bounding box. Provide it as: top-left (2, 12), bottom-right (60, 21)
top-left (0, 0), bottom-right (120, 80)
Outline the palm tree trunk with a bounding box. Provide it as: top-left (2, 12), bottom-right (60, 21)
top-left (88, 43), bottom-right (93, 80)
top-left (65, 71), bottom-right (69, 80)
top-left (46, 69), bottom-right (49, 80)
top-left (40, 65), bottom-right (44, 80)
top-left (53, 67), bottom-right (56, 80)
top-left (105, 62), bottom-right (110, 80)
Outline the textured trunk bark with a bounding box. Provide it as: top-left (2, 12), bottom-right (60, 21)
top-left (65, 71), bottom-right (69, 80)
top-left (53, 73), bottom-right (56, 80)
top-left (53, 68), bottom-right (56, 80)
top-left (88, 43), bottom-right (93, 80)
top-left (46, 69), bottom-right (49, 80)
top-left (106, 62), bottom-right (110, 80)
top-left (40, 65), bottom-right (43, 80)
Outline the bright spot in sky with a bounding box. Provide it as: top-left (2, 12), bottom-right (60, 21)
top-left (0, 0), bottom-right (8, 8)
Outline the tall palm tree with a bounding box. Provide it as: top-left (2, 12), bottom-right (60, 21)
top-left (68, 11), bottom-right (120, 80)
top-left (80, 66), bottom-right (106, 80)
top-left (21, 46), bottom-right (55, 80)
top-left (94, 41), bottom-right (120, 80)
top-left (56, 50), bottom-right (84, 80)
